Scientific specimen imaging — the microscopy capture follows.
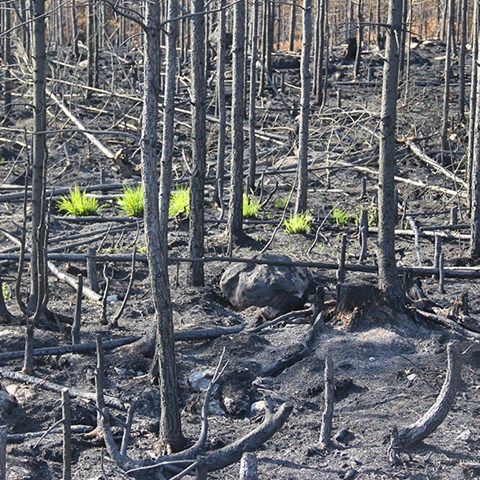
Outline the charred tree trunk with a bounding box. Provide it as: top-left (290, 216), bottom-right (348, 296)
top-left (140, 0), bottom-right (184, 450)
top-left (247, 0), bottom-right (259, 194)
top-left (87, 0), bottom-right (99, 94)
top-left (71, 0), bottom-right (79, 58)
top-left (458, 0), bottom-right (467, 123)
top-left (398, 0), bottom-right (408, 74)
top-left (470, 4), bottom-right (480, 258)
top-left (2, 3), bottom-right (13, 122)
top-left (226, 0), bottom-right (246, 252)
top-left (377, 0), bottom-right (403, 295)
top-left (189, 0), bottom-right (207, 286)
top-left (160, 0), bottom-right (178, 231)
top-left (313, 0), bottom-right (327, 104)
top-left (353, 0), bottom-right (363, 77)
top-left (289, 0), bottom-right (297, 51)
top-left (294, 0), bottom-right (313, 214)
top-left (213, 0), bottom-right (227, 207)
top-left (467, 0), bottom-right (479, 211)
top-left (441, 0), bottom-right (454, 154)
top-left (259, 0), bottom-right (273, 96)
top-left (29, 0), bottom-right (48, 316)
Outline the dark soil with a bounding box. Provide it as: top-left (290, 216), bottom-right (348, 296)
top-left (1, 40), bottom-right (480, 479)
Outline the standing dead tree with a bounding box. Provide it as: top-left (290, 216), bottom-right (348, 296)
top-left (139, 0), bottom-right (184, 450)
top-left (294, 0), bottom-right (313, 214)
top-left (377, 0), bottom-right (403, 296)
top-left (189, 0), bottom-right (207, 286)
top-left (213, 0), bottom-right (227, 209)
top-left (226, 0), bottom-right (246, 252)
top-left (247, 0), bottom-right (259, 195)
top-left (470, 2), bottom-right (480, 258)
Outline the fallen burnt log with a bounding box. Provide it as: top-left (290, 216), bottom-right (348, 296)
top-left (4, 253), bottom-right (480, 279)
top-left (0, 324), bottom-right (245, 363)
top-left (387, 341), bottom-right (461, 465)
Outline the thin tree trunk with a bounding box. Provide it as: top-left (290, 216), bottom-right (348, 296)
top-left (226, 0), bottom-right (246, 252)
top-left (294, 0), bottom-right (313, 214)
top-left (467, 0), bottom-right (479, 211)
top-left (247, 0), bottom-right (259, 194)
top-left (29, 0), bottom-right (48, 315)
top-left (213, 0), bottom-right (227, 207)
top-left (289, 0), bottom-right (297, 51)
top-left (353, 0), bottom-right (363, 77)
top-left (314, 0), bottom-right (327, 104)
top-left (398, 0), bottom-right (408, 74)
top-left (441, 0), bottom-right (454, 154)
top-left (469, 6), bottom-right (480, 258)
top-left (377, 0), bottom-right (403, 295)
top-left (189, 0), bottom-right (207, 286)
top-left (160, 0), bottom-right (178, 234)
top-left (87, 0), bottom-right (99, 94)
top-left (2, 3), bottom-right (13, 121)
top-left (458, 0), bottom-right (467, 123)
top-left (140, 0), bottom-right (184, 450)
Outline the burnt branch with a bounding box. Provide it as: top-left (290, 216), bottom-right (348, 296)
top-left (387, 341), bottom-right (462, 465)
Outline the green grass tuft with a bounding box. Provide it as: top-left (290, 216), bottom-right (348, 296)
top-left (117, 184), bottom-right (144, 217)
top-left (284, 211), bottom-right (313, 234)
top-left (243, 194), bottom-right (261, 218)
top-left (331, 207), bottom-right (353, 227)
top-left (57, 185), bottom-right (100, 216)
top-left (169, 186), bottom-right (190, 218)
top-left (274, 195), bottom-right (289, 210)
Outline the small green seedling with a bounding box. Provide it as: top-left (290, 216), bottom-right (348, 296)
top-left (118, 184), bottom-right (144, 217)
top-left (274, 195), bottom-right (289, 210)
top-left (332, 207), bottom-right (353, 227)
top-left (284, 211), bottom-right (313, 234)
top-left (243, 194), bottom-right (261, 218)
top-left (1, 282), bottom-right (9, 299)
top-left (169, 186), bottom-right (190, 218)
top-left (137, 244), bottom-right (148, 254)
top-left (57, 185), bottom-right (100, 216)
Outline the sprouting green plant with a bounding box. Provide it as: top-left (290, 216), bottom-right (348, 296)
top-left (367, 205), bottom-right (378, 227)
top-left (284, 211), bottom-right (313, 234)
top-left (101, 245), bottom-right (120, 254)
top-left (274, 195), bottom-right (289, 210)
top-left (169, 186), bottom-right (190, 218)
top-left (331, 207), bottom-right (353, 227)
top-left (137, 244), bottom-right (148, 254)
top-left (243, 194), bottom-right (261, 218)
top-left (57, 185), bottom-right (100, 216)
top-left (117, 184), bottom-right (144, 217)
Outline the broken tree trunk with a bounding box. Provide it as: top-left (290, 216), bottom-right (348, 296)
top-left (387, 341), bottom-right (461, 464)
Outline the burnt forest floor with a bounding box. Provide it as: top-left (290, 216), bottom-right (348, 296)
top-left (1, 39), bottom-right (480, 479)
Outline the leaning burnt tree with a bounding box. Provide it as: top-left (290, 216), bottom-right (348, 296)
top-left (377, 0), bottom-right (403, 296)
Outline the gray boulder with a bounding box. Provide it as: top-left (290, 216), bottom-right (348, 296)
top-left (220, 253), bottom-right (311, 319)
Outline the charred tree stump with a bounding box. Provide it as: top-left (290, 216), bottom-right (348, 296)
top-left (62, 388), bottom-right (72, 480)
top-left (337, 283), bottom-right (382, 313)
top-left (319, 355), bottom-right (334, 448)
top-left (387, 341), bottom-right (461, 465)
